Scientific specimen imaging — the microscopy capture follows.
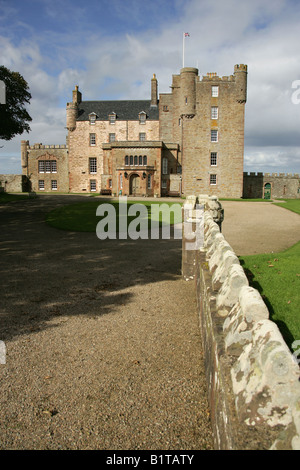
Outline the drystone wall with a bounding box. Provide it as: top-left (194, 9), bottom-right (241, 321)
top-left (182, 195), bottom-right (300, 450)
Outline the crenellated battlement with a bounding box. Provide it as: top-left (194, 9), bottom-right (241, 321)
top-left (244, 172), bottom-right (300, 178)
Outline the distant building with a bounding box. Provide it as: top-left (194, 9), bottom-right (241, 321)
top-left (21, 65), bottom-right (248, 198)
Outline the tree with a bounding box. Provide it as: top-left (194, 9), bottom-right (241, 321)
top-left (0, 66), bottom-right (32, 140)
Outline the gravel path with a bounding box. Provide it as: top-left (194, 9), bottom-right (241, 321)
top-left (0, 196), bottom-right (212, 450)
top-left (0, 196), bottom-right (299, 450)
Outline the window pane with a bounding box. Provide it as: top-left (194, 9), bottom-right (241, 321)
top-left (211, 130), bottom-right (218, 142)
top-left (51, 180), bottom-right (57, 190)
top-left (90, 180), bottom-right (96, 191)
top-left (134, 155), bottom-right (138, 166)
top-left (38, 161), bottom-right (45, 173)
top-left (45, 161), bottom-right (51, 173)
top-left (212, 86), bottom-right (219, 97)
top-left (38, 180), bottom-right (44, 190)
top-left (51, 160), bottom-right (57, 173)
top-left (210, 174), bottom-right (217, 185)
top-left (211, 107), bottom-right (218, 119)
top-left (90, 133), bottom-right (96, 145)
top-left (139, 133), bottom-right (146, 141)
top-left (89, 158), bottom-right (97, 173)
top-left (130, 155), bottom-right (133, 165)
top-left (162, 157), bottom-right (168, 174)
top-left (210, 152), bottom-right (217, 166)
top-left (139, 155), bottom-right (143, 165)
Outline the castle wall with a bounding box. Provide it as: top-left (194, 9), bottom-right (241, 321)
top-left (22, 142), bottom-right (69, 193)
top-left (0, 174), bottom-right (27, 192)
top-left (243, 172), bottom-right (300, 199)
top-left (68, 120), bottom-right (159, 193)
top-left (182, 196), bottom-right (300, 450)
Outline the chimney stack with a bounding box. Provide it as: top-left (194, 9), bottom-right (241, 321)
top-left (151, 74), bottom-right (158, 107)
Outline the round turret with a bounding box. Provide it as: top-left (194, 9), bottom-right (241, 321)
top-left (234, 64), bottom-right (248, 103)
top-left (180, 67), bottom-right (198, 117)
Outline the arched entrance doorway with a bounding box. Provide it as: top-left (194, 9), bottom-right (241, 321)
top-left (264, 182), bottom-right (271, 199)
top-left (130, 174), bottom-right (140, 196)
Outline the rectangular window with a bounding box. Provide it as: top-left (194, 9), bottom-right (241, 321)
top-left (89, 114), bottom-right (96, 125)
top-left (109, 114), bottom-right (116, 124)
top-left (147, 174), bottom-right (151, 189)
top-left (139, 113), bottom-right (146, 124)
top-left (89, 157), bottom-right (97, 174)
top-left (211, 106), bottom-right (218, 119)
top-left (109, 179), bottom-right (112, 188)
top-left (38, 161), bottom-right (45, 173)
top-left (212, 86), bottom-right (219, 97)
top-left (161, 180), bottom-right (167, 189)
top-left (210, 152), bottom-right (217, 166)
top-left (210, 174), bottom-right (217, 185)
top-left (109, 133), bottom-right (115, 142)
top-left (139, 133), bottom-right (146, 141)
top-left (51, 180), bottom-right (57, 191)
top-left (211, 129), bottom-right (218, 142)
top-left (51, 161), bottom-right (57, 173)
top-left (162, 157), bottom-right (168, 175)
top-left (89, 133), bottom-right (96, 146)
top-left (120, 173), bottom-right (123, 189)
top-left (38, 180), bottom-right (44, 191)
top-left (45, 161), bottom-right (51, 173)
top-left (90, 180), bottom-right (96, 192)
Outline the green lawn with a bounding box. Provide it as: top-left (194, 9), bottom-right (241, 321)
top-left (239, 198), bottom-right (300, 351)
top-left (45, 200), bottom-right (183, 233)
top-left (0, 192), bottom-right (31, 203)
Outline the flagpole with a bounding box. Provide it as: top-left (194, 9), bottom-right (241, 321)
top-left (182, 32), bottom-right (185, 68)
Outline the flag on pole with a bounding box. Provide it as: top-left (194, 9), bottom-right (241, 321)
top-left (182, 33), bottom-right (190, 67)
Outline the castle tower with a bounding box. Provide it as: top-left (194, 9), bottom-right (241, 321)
top-left (151, 74), bottom-right (158, 107)
top-left (234, 64), bottom-right (248, 103)
top-left (179, 67), bottom-right (198, 117)
top-left (21, 140), bottom-right (28, 172)
top-left (66, 85), bottom-right (82, 131)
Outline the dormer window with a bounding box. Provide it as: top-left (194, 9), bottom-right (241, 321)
top-left (139, 112), bottom-right (146, 124)
top-left (89, 112), bottom-right (97, 125)
top-left (109, 112), bottom-right (116, 124)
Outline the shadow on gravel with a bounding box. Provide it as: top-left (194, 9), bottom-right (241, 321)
top-left (0, 196), bottom-right (183, 342)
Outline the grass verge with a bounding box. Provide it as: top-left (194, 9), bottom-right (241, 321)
top-left (0, 193), bottom-right (31, 203)
top-left (239, 198), bottom-right (300, 350)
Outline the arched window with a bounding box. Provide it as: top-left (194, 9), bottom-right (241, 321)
top-left (130, 155), bottom-right (133, 166)
top-left (139, 155), bottom-right (143, 166)
top-left (134, 155), bottom-right (138, 166)
top-left (143, 155), bottom-right (147, 166)
top-left (125, 155), bottom-right (129, 166)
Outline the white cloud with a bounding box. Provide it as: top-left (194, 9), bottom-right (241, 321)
top-left (0, 0), bottom-right (300, 175)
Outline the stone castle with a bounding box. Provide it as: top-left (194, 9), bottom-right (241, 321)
top-left (20, 64), bottom-right (249, 198)
top-left (9, 63), bottom-right (297, 199)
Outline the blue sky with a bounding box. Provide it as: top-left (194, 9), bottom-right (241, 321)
top-left (1, 0), bottom-right (300, 174)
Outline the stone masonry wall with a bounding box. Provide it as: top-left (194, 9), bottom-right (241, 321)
top-left (182, 196), bottom-right (300, 450)
top-left (0, 174), bottom-right (27, 192)
top-left (243, 172), bottom-right (300, 199)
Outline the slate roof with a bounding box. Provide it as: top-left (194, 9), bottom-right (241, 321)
top-left (77, 100), bottom-right (159, 121)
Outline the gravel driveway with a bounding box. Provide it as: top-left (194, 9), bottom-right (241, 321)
top-left (0, 196), bottom-right (299, 450)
